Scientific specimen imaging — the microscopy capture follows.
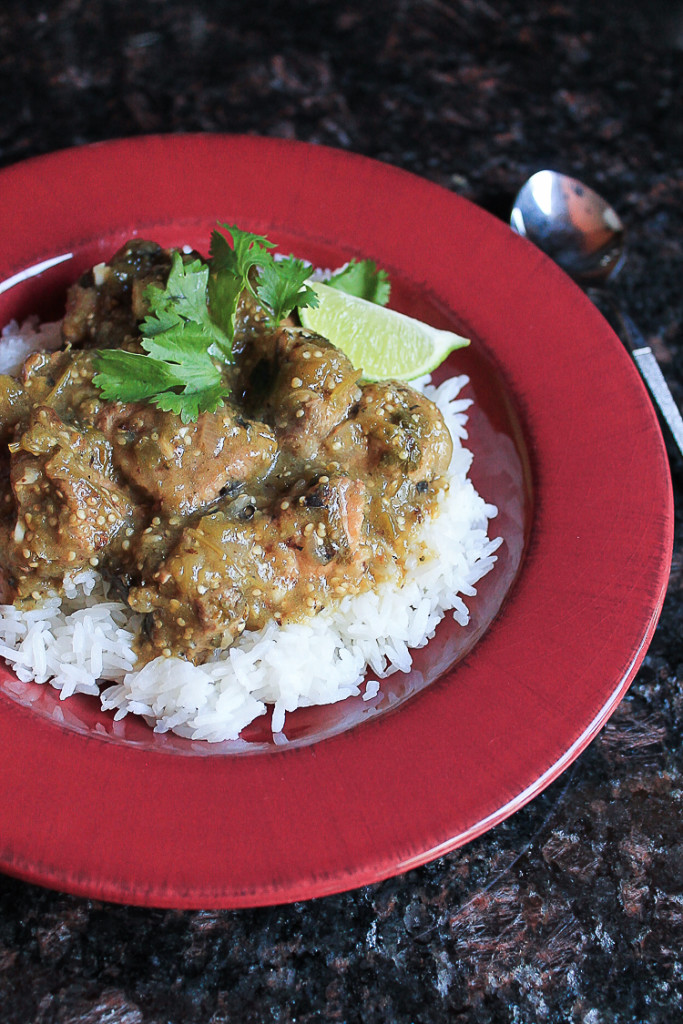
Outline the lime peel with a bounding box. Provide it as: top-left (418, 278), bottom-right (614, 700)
top-left (300, 281), bottom-right (469, 381)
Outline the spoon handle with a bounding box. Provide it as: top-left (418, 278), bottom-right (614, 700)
top-left (631, 346), bottom-right (683, 457)
top-left (611, 305), bottom-right (683, 458)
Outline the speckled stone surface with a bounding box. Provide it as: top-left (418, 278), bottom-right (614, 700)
top-left (1, 1), bottom-right (683, 1021)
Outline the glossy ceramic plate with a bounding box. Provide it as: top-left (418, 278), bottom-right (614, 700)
top-left (0, 135), bottom-right (672, 908)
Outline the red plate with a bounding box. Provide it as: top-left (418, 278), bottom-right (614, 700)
top-left (0, 136), bottom-right (672, 907)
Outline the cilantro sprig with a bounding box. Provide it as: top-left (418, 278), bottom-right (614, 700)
top-left (93, 225), bottom-right (390, 423)
top-left (94, 254), bottom-right (230, 423)
top-left (323, 259), bottom-right (391, 306)
top-left (209, 225), bottom-right (319, 333)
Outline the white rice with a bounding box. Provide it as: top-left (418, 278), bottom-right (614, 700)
top-left (0, 318), bottom-right (62, 374)
top-left (0, 354), bottom-right (501, 741)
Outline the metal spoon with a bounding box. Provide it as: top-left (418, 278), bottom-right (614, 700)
top-left (510, 169), bottom-right (683, 457)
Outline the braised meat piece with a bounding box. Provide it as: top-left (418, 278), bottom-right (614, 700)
top-left (128, 519), bottom-right (249, 662)
top-left (96, 402), bottom-right (278, 515)
top-left (6, 406), bottom-right (137, 599)
top-left (323, 381), bottom-right (453, 484)
top-left (0, 375), bottom-right (31, 446)
top-left (249, 327), bottom-right (363, 460)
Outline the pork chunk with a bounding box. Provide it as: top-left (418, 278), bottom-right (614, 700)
top-left (97, 402), bottom-right (278, 515)
top-left (7, 407), bottom-right (137, 597)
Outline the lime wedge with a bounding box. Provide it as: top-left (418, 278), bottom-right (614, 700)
top-left (299, 282), bottom-right (469, 380)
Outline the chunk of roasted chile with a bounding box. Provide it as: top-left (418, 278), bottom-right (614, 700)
top-left (96, 402), bottom-right (278, 515)
top-left (62, 239), bottom-right (174, 349)
top-left (5, 406), bottom-right (137, 600)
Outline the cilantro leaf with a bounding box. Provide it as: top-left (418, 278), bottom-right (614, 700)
top-left (256, 256), bottom-right (319, 326)
top-left (208, 225), bottom-right (276, 339)
top-left (325, 259), bottom-right (391, 306)
top-left (207, 234), bottom-right (243, 340)
top-left (141, 326), bottom-right (224, 393)
top-left (151, 380), bottom-right (228, 423)
top-left (93, 343), bottom-right (227, 424)
top-left (211, 224), bottom-right (275, 284)
top-left (144, 253), bottom-right (231, 359)
top-left (93, 350), bottom-right (184, 403)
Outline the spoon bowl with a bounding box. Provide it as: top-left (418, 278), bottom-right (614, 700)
top-left (511, 170), bottom-right (625, 283)
top-left (511, 169), bottom-right (683, 459)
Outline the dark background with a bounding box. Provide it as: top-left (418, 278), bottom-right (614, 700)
top-left (1, 2), bottom-right (683, 1021)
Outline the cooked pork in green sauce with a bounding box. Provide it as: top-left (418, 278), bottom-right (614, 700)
top-left (0, 240), bottom-right (453, 665)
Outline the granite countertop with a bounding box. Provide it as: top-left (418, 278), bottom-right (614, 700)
top-left (1, 1), bottom-right (682, 1021)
